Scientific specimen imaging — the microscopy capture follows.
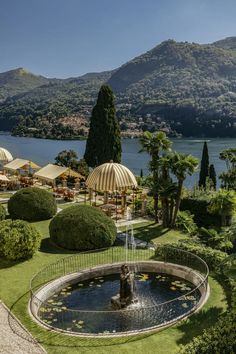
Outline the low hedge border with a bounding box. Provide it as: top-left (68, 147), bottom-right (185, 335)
top-left (155, 241), bottom-right (236, 354)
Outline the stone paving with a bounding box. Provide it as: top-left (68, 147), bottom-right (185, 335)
top-left (0, 302), bottom-right (46, 354)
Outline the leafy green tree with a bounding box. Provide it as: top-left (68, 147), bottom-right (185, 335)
top-left (71, 159), bottom-right (89, 178)
top-left (209, 163), bottom-right (217, 190)
top-left (55, 150), bottom-right (89, 177)
top-left (219, 148), bottom-right (236, 190)
top-left (84, 85), bottom-right (121, 167)
top-left (55, 150), bottom-right (78, 168)
top-left (140, 131), bottom-right (172, 222)
top-left (199, 141), bottom-right (209, 188)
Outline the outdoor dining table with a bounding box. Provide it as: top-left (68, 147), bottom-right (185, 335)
top-left (100, 204), bottom-right (117, 216)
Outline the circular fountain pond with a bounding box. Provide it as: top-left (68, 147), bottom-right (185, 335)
top-left (31, 260), bottom-right (209, 336)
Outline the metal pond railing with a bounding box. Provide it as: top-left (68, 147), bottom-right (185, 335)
top-left (30, 245), bottom-right (209, 335)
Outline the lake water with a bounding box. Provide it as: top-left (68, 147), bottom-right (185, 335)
top-left (0, 133), bottom-right (235, 188)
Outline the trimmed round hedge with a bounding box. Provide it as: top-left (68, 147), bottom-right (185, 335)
top-left (0, 219), bottom-right (41, 260)
top-left (0, 204), bottom-right (6, 221)
top-left (49, 205), bottom-right (116, 250)
top-left (8, 187), bottom-right (57, 221)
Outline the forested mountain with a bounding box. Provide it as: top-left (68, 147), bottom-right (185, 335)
top-left (0, 68), bottom-right (51, 102)
top-left (0, 37), bottom-right (236, 137)
top-left (212, 37), bottom-right (236, 51)
top-left (0, 71), bottom-right (112, 131)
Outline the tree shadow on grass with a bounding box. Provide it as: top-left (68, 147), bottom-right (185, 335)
top-left (40, 237), bottom-right (123, 256)
top-left (0, 258), bottom-right (22, 269)
top-left (133, 223), bottom-right (170, 243)
top-left (176, 306), bottom-right (223, 346)
top-left (39, 238), bottom-right (76, 254)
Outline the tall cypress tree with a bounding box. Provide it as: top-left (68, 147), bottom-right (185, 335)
top-left (209, 164), bottom-right (217, 190)
top-left (84, 85), bottom-right (121, 167)
top-left (199, 141), bottom-right (209, 188)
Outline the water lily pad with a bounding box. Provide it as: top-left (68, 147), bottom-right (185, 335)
top-left (78, 283), bottom-right (84, 287)
top-left (78, 320), bottom-right (84, 325)
top-left (99, 280), bottom-right (104, 283)
top-left (170, 286), bottom-right (177, 291)
top-left (182, 303), bottom-right (189, 308)
top-left (56, 301), bottom-right (63, 306)
top-left (97, 284), bottom-right (102, 287)
top-left (75, 324), bottom-right (83, 329)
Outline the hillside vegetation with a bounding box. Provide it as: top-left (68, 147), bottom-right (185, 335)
top-left (0, 37), bottom-right (236, 137)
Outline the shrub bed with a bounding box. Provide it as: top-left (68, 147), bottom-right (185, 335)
top-left (8, 187), bottom-right (57, 221)
top-left (49, 205), bottom-right (116, 250)
top-left (0, 219), bottom-right (41, 260)
top-left (155, 241), bottom-right (236, 354)
top-left (0, 204), bottom-right (6, 221)
top-left (180, 197), bottom-right (221, 227)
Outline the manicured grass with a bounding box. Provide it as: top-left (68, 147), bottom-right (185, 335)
top-left (0, 218), bottom-right (229, 354)
top-left (0, 192), bottom-right (14, 199)
top-left (121, 221), bottom-right (189, 245)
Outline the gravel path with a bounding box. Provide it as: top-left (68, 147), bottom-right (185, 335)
top-left (0, 302), bottom-right (46, 354)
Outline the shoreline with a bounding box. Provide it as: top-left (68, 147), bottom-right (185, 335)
top-left (2, 131), bottom-right (236, 142)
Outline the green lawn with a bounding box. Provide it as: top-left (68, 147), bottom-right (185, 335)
top-left (0, 218), bottom-right (229, 354)
top-left (121, 221), bottom-right (189, 245)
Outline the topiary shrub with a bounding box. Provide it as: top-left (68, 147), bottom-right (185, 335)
top-left (0, 204), bottom-right (6, 221)
top-left (8, 187), bottom-right (57, 221)
top-left (0, 219), bottom-right (41, 260)
top-left (49, 205), bottom-right (116, 250)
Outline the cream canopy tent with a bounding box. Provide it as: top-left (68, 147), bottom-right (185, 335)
top-left (4, 158), bottom-right (40, 173)
top-left (86, 162), bottom-right (137, 191)
top-left (86, 162), bottom-right (138, 218)
top-left (0, 175), bottom-right (10, 182)
top-left (34, 164), bottom-right (84, 185)
top-left (0, 147), bottom-right (13, 165)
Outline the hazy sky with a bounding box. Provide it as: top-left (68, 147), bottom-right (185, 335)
top-left (1, 0), bottom-right (235, 78)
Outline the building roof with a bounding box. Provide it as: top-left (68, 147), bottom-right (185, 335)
top-left (86, 162), bottom-right (137, 191)
top-left (0, 174), bottom-right (10, 182)
top-left (0, 147), bottom-right (13, 162)
top-left (34, 164), bottom-right (83, 182)
top-left (4, 158), bottom-right (40, 171)
top-left (34, 164), bottom-right (68, 181)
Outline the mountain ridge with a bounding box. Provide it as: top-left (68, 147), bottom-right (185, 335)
top-left (1, 36), bottom-right (236, 137)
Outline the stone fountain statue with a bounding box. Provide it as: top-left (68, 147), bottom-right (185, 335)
top-left (111, 264), bottom-right (137, 309)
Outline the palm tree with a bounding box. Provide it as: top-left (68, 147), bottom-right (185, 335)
top-left (140, 131), bottom-right (172, 222)
top-left (170, 152), bottom-right (198, 227)
top-left (159, 179), bottom-right (178, 227)
top-left (208, 189), bottom-right (236, 226)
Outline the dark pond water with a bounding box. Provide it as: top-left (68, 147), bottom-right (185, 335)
top-left (39, 272), bottom-right (201, 334)
top-left (1, 133), bottom-right (236, 188)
